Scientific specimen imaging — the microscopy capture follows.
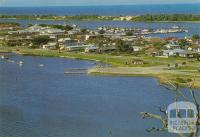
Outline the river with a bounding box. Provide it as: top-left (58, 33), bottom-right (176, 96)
top-left (0, 54), bottom-right (199, 137)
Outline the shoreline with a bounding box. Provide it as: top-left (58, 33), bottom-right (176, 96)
top-left (1, 17), bottom-right (200, 23)
top-left (1, 47), bottom-right (200, 89)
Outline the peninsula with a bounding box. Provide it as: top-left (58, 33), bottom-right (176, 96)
top-left (0, 22), bottom-right (200, 88)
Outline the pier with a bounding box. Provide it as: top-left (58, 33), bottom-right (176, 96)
top-left (64, 68), bottom-right (88, 74)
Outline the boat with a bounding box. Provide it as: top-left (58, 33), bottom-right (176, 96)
top-left (39, 64), bottom-right (44, 67)
top-left (1, 55), bottom-right (9, 59)
top-left (1, 55), bottom-right (5, 59)
top-left (19, 61), bottom-right (24, 64)
top-left (172, 25), bottom-right (180, 29)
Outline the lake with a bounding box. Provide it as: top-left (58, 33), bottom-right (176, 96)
top-left (0, 54), bottom-right (199, 137)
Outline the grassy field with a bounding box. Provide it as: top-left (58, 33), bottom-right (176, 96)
top-left (1, 46), bottom-right (200, 88)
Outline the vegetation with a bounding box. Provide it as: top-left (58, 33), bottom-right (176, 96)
top-left (38, 24), bottom-right (73, 31)
top-left (133, 14), bottom-right (200, 21)
top-left (1, 14), bottom-right (200, 22)
top-left (0, 15), bottom-right (114, 21)
top-left (31, 36), bottom-right (50, 46)
top-left (1, 45), bottom-right (200, 87)
top-left (115, 39), bottom-right (132, 52)
top-left (125, 31), bottom-right (133, 36)
top-left (192, 34), bottom-right (200, 42)
top-left (141, 81), bottom-right (200, 137)
top-left (0, 22), bottom-right (20, 26)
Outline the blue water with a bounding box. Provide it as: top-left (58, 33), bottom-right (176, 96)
top-left (0, 4), bottom-right (200, 15)
top-left (0, 54), bottom-right (200, 137)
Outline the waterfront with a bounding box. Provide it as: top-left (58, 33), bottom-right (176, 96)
top-left (1, 18), bottom-right (200, 38)
top-left (1, 54), bottom-right (199, 137)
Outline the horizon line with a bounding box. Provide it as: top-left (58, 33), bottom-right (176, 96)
top-left (1, 3), bottom-right (200, 7)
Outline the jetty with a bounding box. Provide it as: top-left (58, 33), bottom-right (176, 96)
top-left (64, 68), bottom-right (88, 74)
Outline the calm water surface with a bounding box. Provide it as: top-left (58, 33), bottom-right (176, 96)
top-left (0, 4), bottom-right (200, 15)
top-left (0, 54), bottom-right (199, 137)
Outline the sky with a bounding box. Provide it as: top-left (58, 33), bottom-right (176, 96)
top-left (0, 0), bottom-right (200, 7)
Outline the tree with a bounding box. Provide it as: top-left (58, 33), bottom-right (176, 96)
top-left (125, 31), bottom-right (133, 36)
top-left (152, 41), bottom-right (164, 50)
top-left (178, 39), bottom-right (188, 48)
top-left (63, 25), bottom-right (73, 31)
top-left (175, 63), bottom-right (179, 68)
top-left (98, 30), bottom-right (105, 34)
top-left (115, 39), bottom-right (131, 52)
top-left (81, 28), bottom-right (88, 34)
top-left (31, 36), bottom-right (50, 45)
top-left (192, 34), bottom-right (200, 42)
top-left (141, 79), bottom-right (200, 137)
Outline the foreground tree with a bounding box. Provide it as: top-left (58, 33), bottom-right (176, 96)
top-left (141, 78), bottom-right (200, 137)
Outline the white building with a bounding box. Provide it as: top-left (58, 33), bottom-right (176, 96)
top-left (42, 42), bottom-right (57, 50)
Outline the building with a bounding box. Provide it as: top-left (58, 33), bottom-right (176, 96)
top-left (85, 45), bottom-right (98, 53)
top-left (66, 44), bottom-right (91, 52)
top-left (42, 42), bottom-right (57, 50)
top-left (132, 46), bottom-right (144, 52)
top-left (85, 35), bottom-right (99, 41)
top-left (164, 44), bottom-right (181, 49)
top-left (162, 49), bottom-right (195, 57)
top-left (9, 24), bottom-right (65, 37)
top-left (59, 38), bottom-right (83, 50)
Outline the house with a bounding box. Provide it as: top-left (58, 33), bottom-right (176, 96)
top-left (58, 38), bottom-right (80, 50)
top-left (192, 45), bottom-right (200, 53)
top-left (132, 46), bottom-right (144, 52)
top-left (196, 46), bottom-right (200, 53)
top-left (85, 35), bottom-right (99, 41)
top-left (162, 49), bottom-right (195, 57)
top-left (40, 28), bottom-right (65, 37)
top-left (8, 24), bottom-right (65, 37)
top-left (164, 43), bottom-right (180, 49)
top-left (67, 26), bottom-right (81, 35)
top-left (42, 42), bottom-right (57, 50)
top-left (66, 45), bottom-right (90, 51)
top-left (98, 46), bottom-right (117, 53)
top-left (85, 45), bottom-right (98, 53)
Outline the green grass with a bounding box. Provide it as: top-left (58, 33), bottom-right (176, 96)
top-left (1, 46), bottom-right (200, 88)
top-left (0, 30), bottom-right (8, 36)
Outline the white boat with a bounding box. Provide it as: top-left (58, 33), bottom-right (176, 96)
top-left (19, 61), bottom-right (24, 64)
top-left (39, 64), bottom-right (44, 67)
top-left (1, 55), bottom-right (9, 59)
top-left (172, 25), bottom-right (180, 29)
top-left (1, 55), bottom-right (4, 59)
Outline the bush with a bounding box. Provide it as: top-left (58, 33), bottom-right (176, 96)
top-left (31, 36), bottom-right (50, 45)
top-left (182, 62), bottom-right (186, 65)
top-left (176, 78), bottom-right (187, 83)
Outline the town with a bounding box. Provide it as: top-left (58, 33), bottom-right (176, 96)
top-left (0, 23), bottom-right (198, 57)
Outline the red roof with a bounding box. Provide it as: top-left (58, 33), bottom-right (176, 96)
top-left (164, 37), bottom-right (178, 41)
